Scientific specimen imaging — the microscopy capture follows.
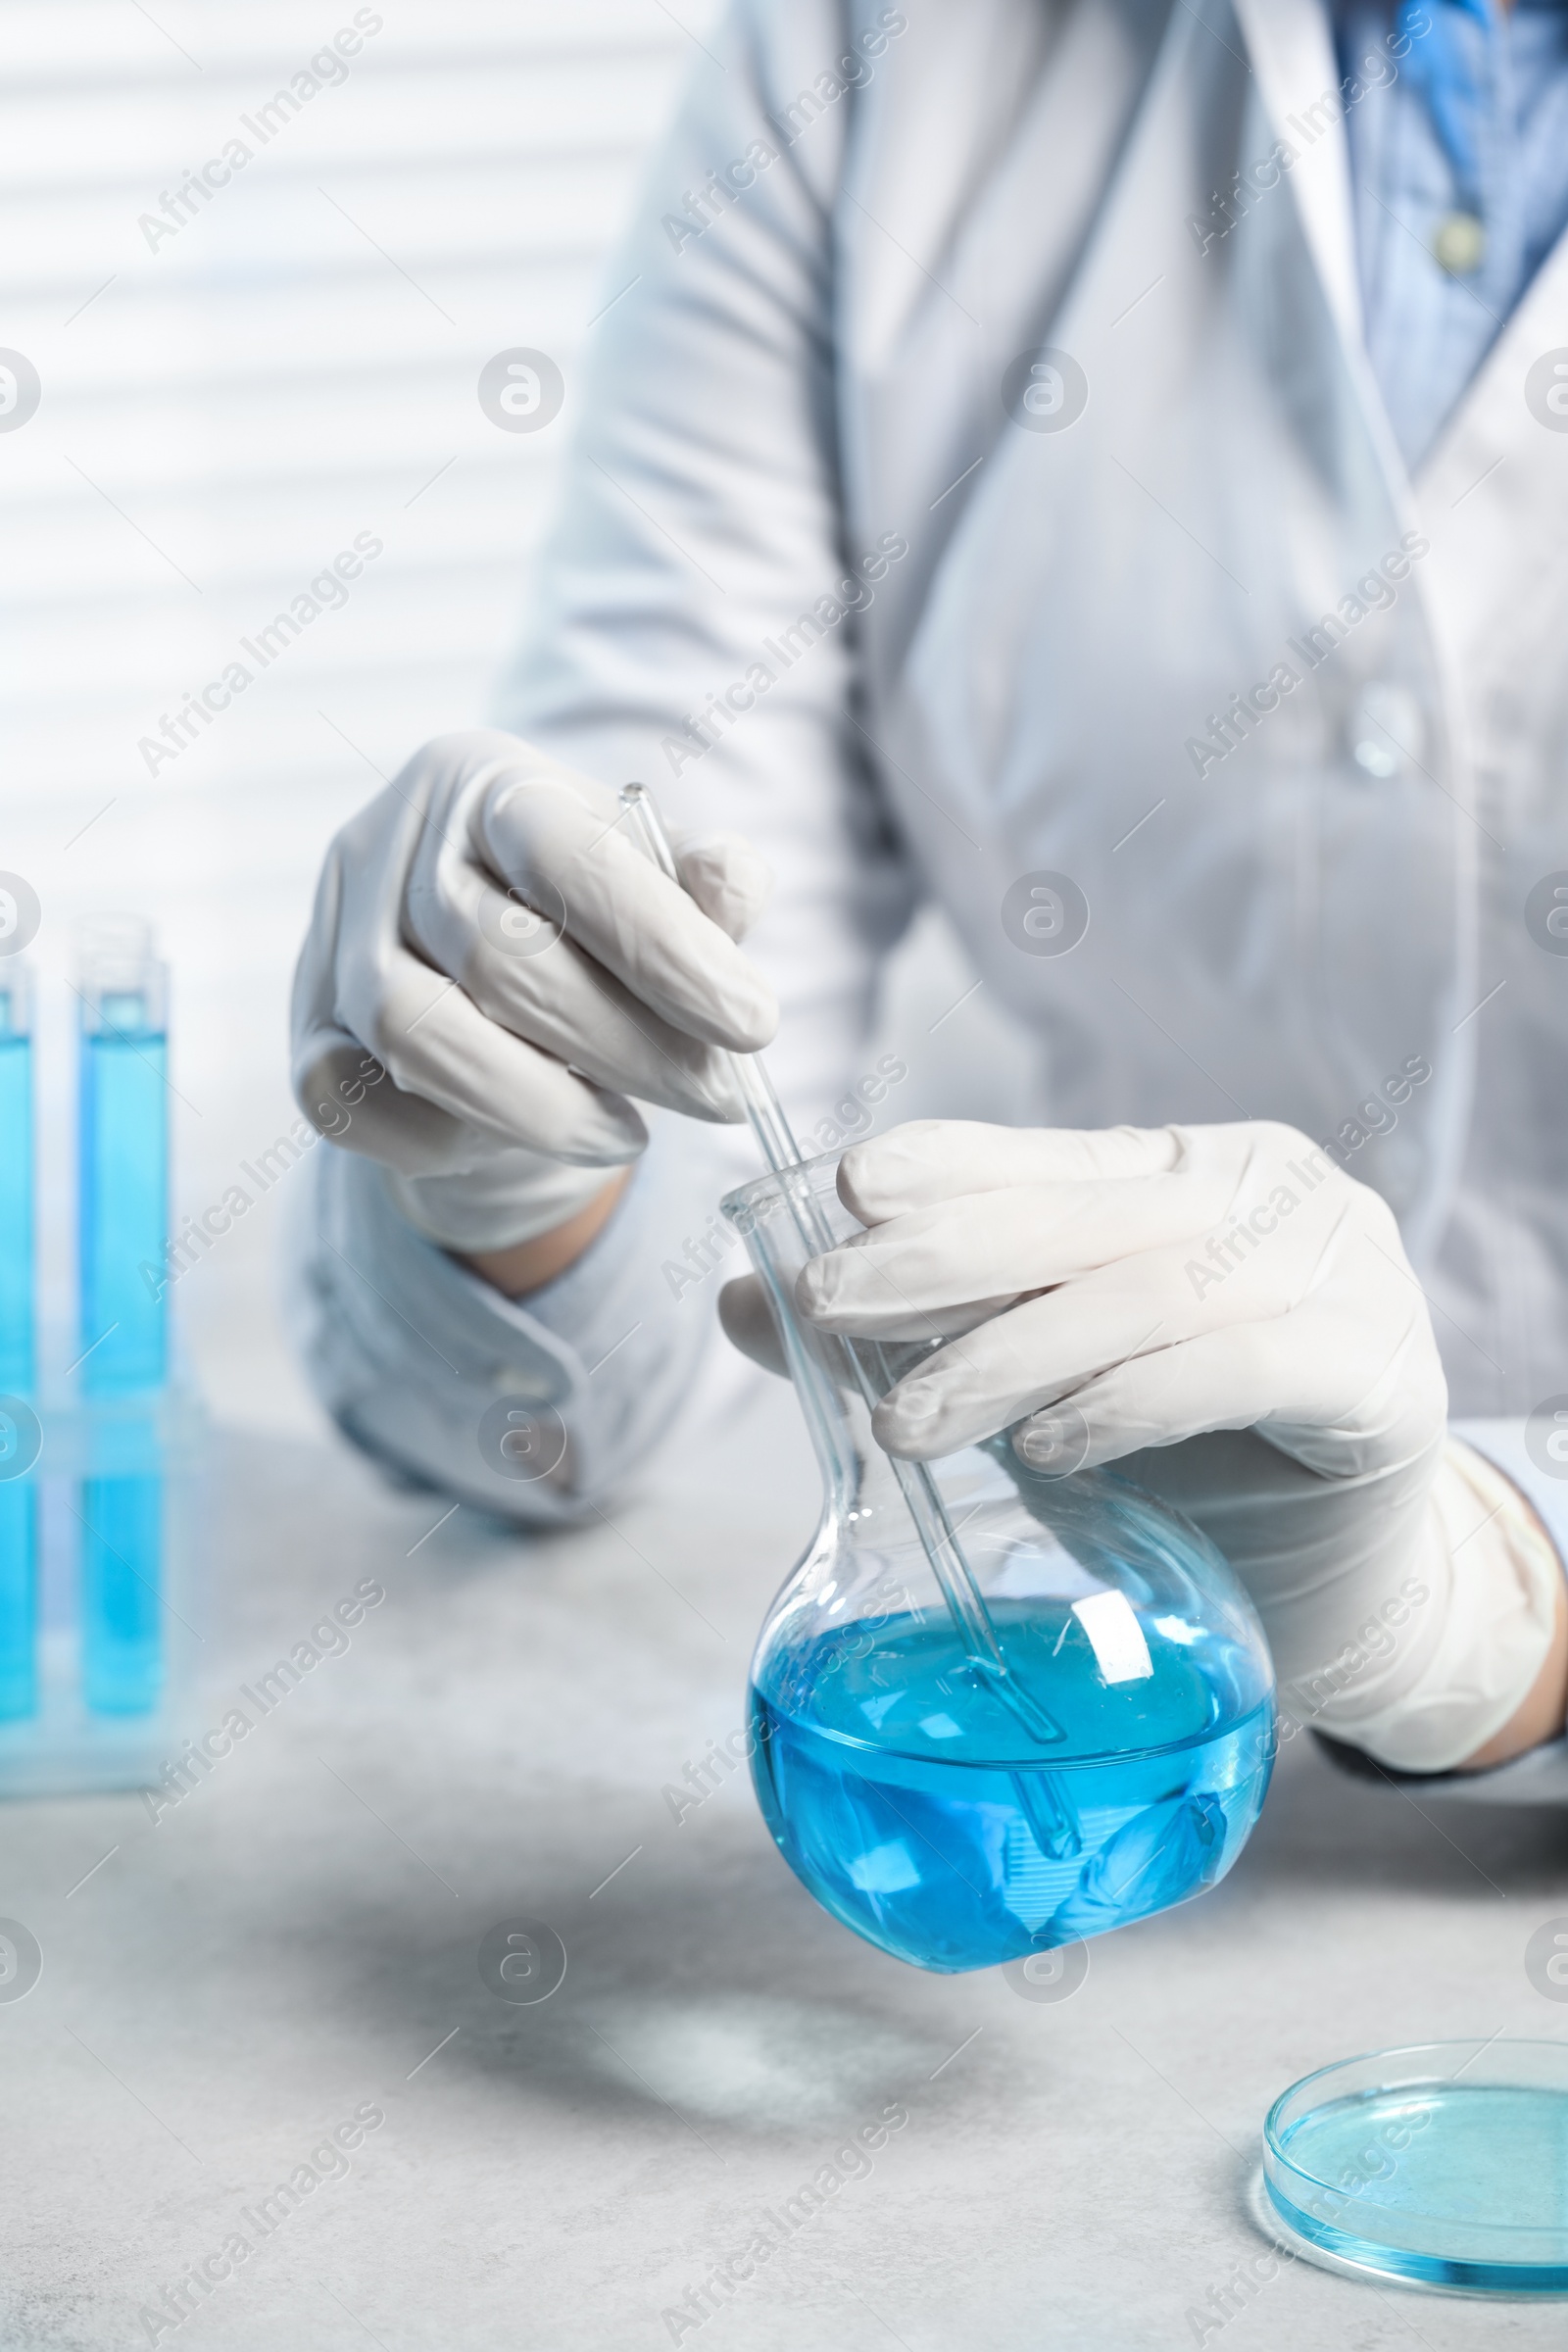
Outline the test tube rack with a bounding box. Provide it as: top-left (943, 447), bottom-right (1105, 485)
top-left (0, 928), bottom-right (204, 1798)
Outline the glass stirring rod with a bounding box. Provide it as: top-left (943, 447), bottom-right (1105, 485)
top-left (618, 783), bottom-right (1083, 1859)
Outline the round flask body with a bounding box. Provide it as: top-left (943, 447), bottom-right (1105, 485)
top-left (726, 1154), bottom-right (1276, 1974)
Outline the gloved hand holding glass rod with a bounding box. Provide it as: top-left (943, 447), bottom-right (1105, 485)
top-left (291, 0), bottom-right (1568, 1799)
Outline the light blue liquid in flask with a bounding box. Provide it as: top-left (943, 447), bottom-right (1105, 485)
top-left (726, 1154), bottom-right (1276, 1974)
top-left (78, 920), bottom-right (168, 1714)
top-left (752, 1602), bottom-right (1272, 1971)
top-left (0, 968), bottom-right (37, 1719)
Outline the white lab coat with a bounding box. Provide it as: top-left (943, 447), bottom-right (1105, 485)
top-left (302, 0), bottom-right (1568, 1573)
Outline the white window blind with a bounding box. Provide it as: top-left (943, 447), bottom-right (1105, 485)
top-left (0, 1), bottom-right (710, 1428)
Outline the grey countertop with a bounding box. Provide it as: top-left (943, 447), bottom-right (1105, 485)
top-left (6, 1387), bottom-right (1567, 2351)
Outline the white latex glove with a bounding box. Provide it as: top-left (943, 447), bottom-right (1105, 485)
top-left (291, 730), bottom-right (776, 1250)
top-left (797, 1119), bottom-right (1446, 1474)
top-left (724, 1120), bottom-right (1562, 1772)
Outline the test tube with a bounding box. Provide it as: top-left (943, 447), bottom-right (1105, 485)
top-left (79, 1475), bottom-right (163, 1714)
top-left (0, 967), bottom-right (36, 1718)
top-left (78, 916), bottom-right (169, 1393)
top-left (77, 918), bottom-right (168, 1714)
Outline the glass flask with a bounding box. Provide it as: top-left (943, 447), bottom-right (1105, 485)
top-left (724, 1152), bottom-right (1276, 1975)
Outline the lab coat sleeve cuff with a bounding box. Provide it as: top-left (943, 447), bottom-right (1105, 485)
top-left (1311, 1416), bottom-right (1568, 1800)
top-left (1451, 1417), bottom-right (1568, 1572)
top-left (288, 1137), bottom-right (712, 1525)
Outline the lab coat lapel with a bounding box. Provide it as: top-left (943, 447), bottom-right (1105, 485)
top-left (1410, 227), bottom-right (1568, 1406)
top-left (1414, 226), bottom-right (1568, 673)
top-left (844, 0), bottom-right (1164, 676)
top-left (1229, 0), bottom-right (1361, 353)
top-left (895, 0), bottom-right (1407, 820)
top-left (1229, 0), bottom-right (1416, 509)
top-left (883, 0), bottom-right (1461, 1228)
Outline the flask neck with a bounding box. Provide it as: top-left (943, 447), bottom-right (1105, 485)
top-left (777, 1306), bottom-right (906, 1525)
top-left (729, 1169), bottom-right (921, 1532)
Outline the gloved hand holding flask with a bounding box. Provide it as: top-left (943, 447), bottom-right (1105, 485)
top-left (725, 1119), bottom-right (1567, 1775)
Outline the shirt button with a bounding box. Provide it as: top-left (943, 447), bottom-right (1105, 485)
top-left (491, 1367), bottom-right (558, 1403)
top-left (1348, 682), bottom-right (1425, 780)
top-left (1433, 211), bottom-right (1486, 276)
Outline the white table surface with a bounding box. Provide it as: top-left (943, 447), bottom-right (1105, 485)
top-left (7, 1384), bottom-right (1568, 2351)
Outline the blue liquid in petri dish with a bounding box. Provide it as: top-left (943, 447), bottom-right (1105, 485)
top-left (79, 996), bottom-right (168, 1395)
top-left (750, 1604), bottom-right (1272, 1972)
top-left (1268, 2080), bottom-right (1568, 2291)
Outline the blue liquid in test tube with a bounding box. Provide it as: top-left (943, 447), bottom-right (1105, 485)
top-left (79, 925), bottom-right (168, 1393)
top-left (0, 968), bottom-right (37, 1719)
top-left (78, 921), bottom-right (168, 1714)
top-left (80, 1474), bottom-right (163, 1713)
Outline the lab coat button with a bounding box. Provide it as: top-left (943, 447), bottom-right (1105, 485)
top-left (1348, 683), bottom-right (1424, 780)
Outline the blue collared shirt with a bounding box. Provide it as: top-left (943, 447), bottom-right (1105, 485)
top-left (1335, 0), bottom-right (1568, 467)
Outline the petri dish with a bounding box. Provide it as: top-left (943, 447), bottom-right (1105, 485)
top-left (1264, 2040), bottom-right (1568, 2294)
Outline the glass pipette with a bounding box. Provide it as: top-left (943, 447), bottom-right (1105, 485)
top-left (618, 783), bottom-right (1083, 1858)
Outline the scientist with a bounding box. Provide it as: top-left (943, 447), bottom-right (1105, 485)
top-left (291, 0), bottom-right (1568, 1797)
